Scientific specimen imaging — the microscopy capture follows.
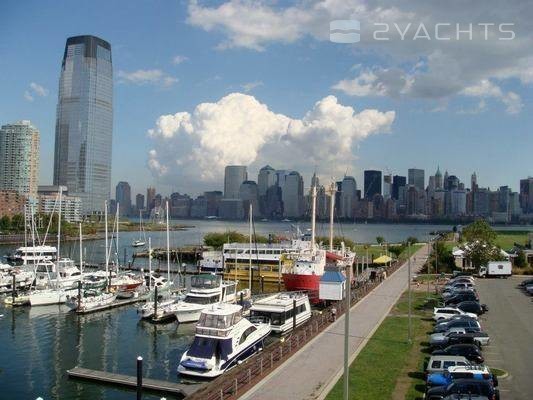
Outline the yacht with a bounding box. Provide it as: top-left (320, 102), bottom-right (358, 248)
top-left (33, 258), bottom-right (82, 290)
top-left (29, 287), bottom-right (68, 306)
top-left (66, 289), bottom-right (116, 313)
top-left (249, 292), bottom-right (311, 334)
top-left (172, 274), bottom-right (247, 323)
top-left (6, 245), bottom-right (57, 265)
top-left (0, 264), bottom-right (34, 293)
top-left (178, 303), bottom-right (271, 378)
top-left (198, 251), bottom-right (224, 273)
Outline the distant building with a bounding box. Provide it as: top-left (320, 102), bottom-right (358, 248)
top-left (115, 181), bottom-right (132, 216)
top-left (37, 185), bottom-right (81, 222)
top-left (340, 176), bottom-right (357, 219)
top-left (392, 175), bottom-right (406, 200)
top-left (170, 192), bottom-right (191, 218)
top-left (135, 194), bottom-right (145, 212)
top-left (53, 35), bottom-right (113, 215)
top-left (146, 187), bottom-right (156, 211)
top-left (283, 171), bottom-right (304, 218)
top-left (364, 170), bottom-right (382, 199)
top-left (473, 188), bottom-right (490, 216)
top-left (520, 178), bottom-right (533, 214)
top-left (218, 199), bottom-right (244, 220)
top-left (0, 120), bottom-right (40, 199)
top-left (0, 190), bottom-right (26, 218)
top-left (224, 166), bottom-right (247, 199)
top-left (204, 191), bottom-right (222, 216)
top-left (239, 180), bottom-right (259, 217)
top-left (450, 189), bottom-right (467, 216)
top-left (435, 166), bottom-right (443, 189)
top-left (191, 195), bottom-right (207, 218)
top-left (408, 168), bottom-right (425, 191)
top-left (383, 174), bottom-right (392, 199)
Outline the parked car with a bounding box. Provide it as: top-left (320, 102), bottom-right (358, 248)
top-left (456, 301), bottom-right (486, 315)
top-left (426, 365), bottom-right (498, 390)
top-left (525, 284), bottom-right (533, 295)
top-left (444, 282), bottom-right (475, 291)
top-left (426, 378), bottom-right (499, 400)
top-left (443, 395), bottom-right (490, 400)
top-left (518, 278), bottom-right (533, 288)
top-left (430, 329), bottom-right (489, 348)
top-left (445, 292), bottom-right (479, 305)
top-left (442, 288), bottom-right (477, 299)
top-left (432, 344), bottom-right (484, 364)
top-left (434, 318), bottom-right (481, 334)
top-left (426, 355), bottom-right (470, 375)
top-left (433, 307), bottom-right (478, 322)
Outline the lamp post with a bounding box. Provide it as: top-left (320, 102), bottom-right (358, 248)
top-left (408, 242), bottom-right (412, 344)
top-left (343, 262), bottom-right (351, 400)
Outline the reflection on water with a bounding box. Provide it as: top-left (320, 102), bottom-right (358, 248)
top-left (0, 302), bottom-right (197, 399)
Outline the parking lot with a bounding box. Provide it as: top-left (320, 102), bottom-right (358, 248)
top-left (476, 276), bottom-right (533, 400)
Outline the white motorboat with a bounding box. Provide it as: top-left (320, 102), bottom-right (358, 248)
top-left (178, 303), bottom-right (271, 378)
top-left (173, 274), bottom-right (247, 323)
top-left (197, 251), bottom-right (224, 273)
top-left (6, 245), bottom-right (57, 265)
top-left (249, 292), bottom-right (311, 334)
top-left (0, 264), bottom-right (34, 293)
top-left (66, 290), bottom-right (116, 312)
top-left (34, 258), bottom-right (82, 290)
top-left (29, 288), bottom-right (67, 306)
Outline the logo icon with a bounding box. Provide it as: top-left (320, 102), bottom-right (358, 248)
top-left (330, 20), bottom-right (361, 43)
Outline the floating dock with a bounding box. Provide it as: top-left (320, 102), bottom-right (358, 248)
top-left (67, 367), bottom-right (200, 397)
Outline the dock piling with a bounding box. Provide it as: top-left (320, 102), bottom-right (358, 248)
top-left (11, 274), bottom-right (16, 303)
top-left (136, 356), bottom-right (143, 400)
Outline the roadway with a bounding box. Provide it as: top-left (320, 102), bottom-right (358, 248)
top-left (476, 276), bottom-right (533, 400)
top-left (240, 244), bottom-right (429, 400)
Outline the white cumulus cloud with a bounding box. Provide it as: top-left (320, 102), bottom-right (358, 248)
top-left (118, 69), bottom-right (178, 87)
top-left (460, 80), bottom-right (523, 115)
top-left (241, 81), bottom-right (263, 92)
top-left (147, 93), bottom-right (395, 192)
top-left (24, 82), bottom-right (48, 102)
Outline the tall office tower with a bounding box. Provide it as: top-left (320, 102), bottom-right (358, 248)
top-left (115, 181), bottom-right (132, 216)
top-left (391, 175), bottom-right (406, 200)
top-left (136, 194), bottom-right (145, 211)
top-left (239, 180), bottom-right (259, 217)
top-left (204, 191), bottom-right (222, 216)
top-left (408, 168), bottom-right (425, 191)
top-left (53, 35), bottom-right (113, 215)
top-left (471, 172), bottom-right (478, 191)
top-left (0, 120), bottom-right (40, 199)
top-left (257, 165), bottom-right (276, 197)
top-left (519, 178), bottom-right (533, 213)
top-left (283, 171), bottom-right (304, 218)
top-left (443, 170), bottom-right (449, 190)
top-left (340, 176), bottom-right (357, 218)
top-left (383, 174), bottom-right (392, 199)
top-left (446, 175), bottom-right (460, 191)
top-left (146, 187), bottom-right (156, 211)
top-left (224, 165), bottom-right (247, 199)
top-left (435, 166), bottom-right (443, 189)
top-left (364, 170), bottom-right (382, 199)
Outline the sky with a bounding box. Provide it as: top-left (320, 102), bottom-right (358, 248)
top-left (0, 0), bottom-right (532, 198)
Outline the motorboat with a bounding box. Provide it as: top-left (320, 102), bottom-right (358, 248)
top-left (198, 251), bottom-right (224, 273)
top-left (172, 274), bottom-right (248, 323)
top-left (0, 264), bottom-right (34, 293)
top-left (6, 245), bottom-right (57, 265)
top-left (29, 288), bottom-right (68, 306)
top-left (249, 292), bottom-right (311, 334)
top-left (178, 303), bottom-right (271, 378)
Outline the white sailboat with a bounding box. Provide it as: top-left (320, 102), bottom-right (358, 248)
top-left (132, 210), bottom-right (147, 247)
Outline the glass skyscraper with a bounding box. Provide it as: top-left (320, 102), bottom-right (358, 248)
top-left (53, 35), bottom-right (113, 214)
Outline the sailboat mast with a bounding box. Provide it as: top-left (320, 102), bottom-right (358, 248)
top-left (311, 184), bottom-right (317, 253)
top-left (148, 237), bottom-right (152, 290)
top-left (328, 182), bottom-right (336, 252)
top-left (248, 202), bottom-right (252, 291)
top-left (79, 223), bottom-right (83, 275)
top-left (56, 187), bottom-right (63, 287)
top-left (166, 200), bottom-right (170, 284)
top-left (105, 200), bottom-right (109, 281)
top-left (116, 203), bottom-right (120, 268)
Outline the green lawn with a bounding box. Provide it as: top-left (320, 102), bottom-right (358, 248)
top-left (494, 231), bottom-right (531, 250)
top-left (326, 291), bottom-right (437, 400)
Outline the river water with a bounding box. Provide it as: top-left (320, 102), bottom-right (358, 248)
top-left (1, 220), bottom-right (523, 399)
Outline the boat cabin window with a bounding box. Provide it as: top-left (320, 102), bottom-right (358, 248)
top-left (188, 337), bottom-right (233, 360)
top-left (239, 326), bottom-right (257, 345)
top-left (191, 275), bottom-right (221, 289)
top-left (225, 284), bottom-right (236, 296)
top-left (185, 294), bottom-right (220, 305)
top-left (198, 311), bottom-right (240, 329)
top-left (250, 311), bottom-right (285, 326)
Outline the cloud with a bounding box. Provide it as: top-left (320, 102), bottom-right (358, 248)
top-left (460, 80), bottom-right (523, 114)
top-left (147, 93), bottom-right (395, 192)
top-left (24, 82), bottom-right (48, 102)
top-left (117, 69), bottom-right (178, 87)
top-left (186, 0), bottom-right (532, 113)
top-left (172, 55), bottom-right (189, 65)
top-left (241, 81), bottom-right (263, 92)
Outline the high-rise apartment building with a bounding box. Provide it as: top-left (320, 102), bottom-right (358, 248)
top-left (115, 181), bottom-right (132, 216)
top-left (224, 166), bottom-right (247, 199)
top-left (408, 168), bottom-right (425, 191)
top-left (364, 170), bottom-right (382, 199)
top-left (0, 121), bottom-right (40, 199)
top-left (53, 35), bottom-right (113, 215)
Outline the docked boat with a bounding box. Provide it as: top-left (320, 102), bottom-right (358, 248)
top-left (66, 289), bottom-right (116, 312)
top-left (29, 287), bottom-right (68, 306)
top-left (132, 210), bottom-right (147, 247)
top-left (6, 245), bottom-right (57, 266)
top-left (0, 264), bottom-right (34, 293)
top-left (34, 258), bottom-right (82, 290)
top-left (198, 251), bottom-right (224, 273)
top-left (109, 272), bottom-right (144, 294)
top-left (172, 274), bottom-right (247, 323)
top-left (178, 303), bottom-right (271, 378)
top-left (249, 292), bottom-right (311, 334)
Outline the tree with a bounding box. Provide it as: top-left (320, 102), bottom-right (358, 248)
top-left (463, 241), bottom-right (506, 270)
top-left (10, 214), bottom-right (24, 231)
top-left (0, 216), bottom-right (10, 231)
top-left (405, 236), bottom-right (418, 246)
top-left (376, 236), bottom-right (385, 246)
top-left (514, 249), bottom-right (527, 268)
top-left (462, 219), bottom-right (496, 244)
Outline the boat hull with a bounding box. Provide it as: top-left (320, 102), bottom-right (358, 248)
top-left (29, 291), bottom-right (67, 306)
top-left (282, 273), bottom-right (321, 303)
top-left (175, 307), bottom-right (204, 323)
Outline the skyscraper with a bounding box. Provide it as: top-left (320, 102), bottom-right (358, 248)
top-left (383, 174), bottom-right (392, 199)
top-left (146, 187), bottom-right (156, 211)
top-left (283, 171), bottom-right (304, 218)
top-left (115, 181), bottom-right (132, 216)
top-left (136, 193), bottom-right (145, 211)
top-left (392, 175), bottom-right (406, 200)
top-left (224, 165), bottom-right (247, 199)
top-left (53, 35), bottom-right (113, 215)
top-left (435, 166), bottom-right (443, 189)
top-left (408, 168), bottom-right (425, 191)
top-left (257, 165), bottom-right (276, 197)
top-left (364, 170), bottom-right (382, 199)
top-left (340, 176), bottom-right (357, 218)
top-left (0, 120), bottom-right (40, 199)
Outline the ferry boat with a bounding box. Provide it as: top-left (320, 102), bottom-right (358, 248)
top-left (6, 245), bottom-right (57, 265)
top-left (172, 274), bottom-right (248, 323)
top-left (178, 303), bottom-right (271, 378)
top-left (249, 292), bottom-right (311, 334)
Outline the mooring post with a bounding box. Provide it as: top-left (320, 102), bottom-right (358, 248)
top-left (136, 356), bottom-right (143, 400)
top-left (77, 280), bottom-right (82, 310)
top-left (153, 285), bottom-right (158, 321)
top-left (260, 276), bottom-right (264, 293)
top-left (11, 274), bottom-right (16, 303)
top-left (240, 291), bottom-right (244, 306)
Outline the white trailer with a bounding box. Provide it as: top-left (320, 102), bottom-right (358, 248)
top-left (478, 261), bottom-right (512, 278)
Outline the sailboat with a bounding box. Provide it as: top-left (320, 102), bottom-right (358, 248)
top-left (132, 210), bottom-right (146, 247)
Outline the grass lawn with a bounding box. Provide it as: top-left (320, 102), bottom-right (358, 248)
top-left (326, 290), bottom-right (438, 400)
top-left (494, 231), bottom-right (531, 250)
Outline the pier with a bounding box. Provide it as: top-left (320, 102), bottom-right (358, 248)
top-left (67, 367), bottom-right (199, 397)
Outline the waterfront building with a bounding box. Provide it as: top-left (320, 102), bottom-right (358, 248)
top-left (169, 192), bottom-right (192, 218)
top-left (408, 168), bottom-right (425, 191)
top-left (519, 178), bottom-right (533, 214)
top-left (239, 180), bottom-right (259, 217)
top-left (0, 120), bottom-right (40, 199)
top-left (446, 175), bottom-right (460, 191)
top-left (283, 171), bottom-right (304, 218)
top-left (224, 166), bottom-right (247, 199)
top-left (435, 166), bottom-right (443, 189)
top-left (258, 165), bottom-right (276, 216)
top-left (450, 189), bottom-right (467, 216)
top-left (340, 176), bottom-right (357, 219)
top-left (37, 185), bottom-right (81, 222)
top-left (383, 174), bottom-right (392, 199)
top-left (264, 185), bottom-right (283, 219)
top-left (471, 172), bottom-right (478, 191)
top-left (190, 195), bottom-right (207, 218)
top-left (115, 181), bottom-right (132, 216)
top-left (473, 188), bottom-right (490, 216)
top-left (146, 187), bottom-right (156, 211)
top-left (392, 175), bottom-right (406, 200)
top-left (218, 199), bottom-right (244, 219)
top-left (136, 194), bottom-right (145, 212)
top-left (53, 35), bottom-right (113, 215)
top-left (0, 190), bottom-right (26, 218)
top-left (364, 170), bottom-right (382, 199)
top-left (204, 191), bottom-right (222, 216)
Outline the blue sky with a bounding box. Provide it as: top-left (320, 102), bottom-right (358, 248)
top-left (1, 0), bottom-right (531, 197)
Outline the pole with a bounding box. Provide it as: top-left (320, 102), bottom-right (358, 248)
top-left (136, 356), bottom-right (143, 400)
top-left (105, 200), bottom-right (109, 290)
top-left (79, 223), bottom-right (83, 275)
top-left (343, 262), bottom-right (351, 400)
top-left (435, 239), bottom-right (439, 292)
top-left (116, 203), bottom-right (120, 268)
top-left (12, 274), bottom-right (16, 303)
top-left (427, 237), bottom-right (430, 296)
top-left (249, 203), bottom-right (253, 292)
top-left (56, 187), bottom-right (62, 288)
top-left (148, 237), bottom-right (152, 290)
top-left (153, 285), bottom-right (158, 321)
top-left (165, 201), bottom-right (170, 285)
top-left (311, 185), bottom-right (316, 253)
top-left (77, 280), bottom-right (82, 310)
top-left (293, 298), bottom-right (297, 331)
top-left (328, 183), bottom-right (335, 252)
top-left (408, 242), bottom-right (412, 344)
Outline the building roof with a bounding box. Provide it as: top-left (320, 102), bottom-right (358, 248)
top-left (320, 270), bottom-right (346, 283)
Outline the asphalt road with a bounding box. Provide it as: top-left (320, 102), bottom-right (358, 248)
top-left (476, 276), bottom-right (533, 400)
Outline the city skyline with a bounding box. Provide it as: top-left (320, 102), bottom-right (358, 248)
top-left (1, 1), bottom-right (532, 198)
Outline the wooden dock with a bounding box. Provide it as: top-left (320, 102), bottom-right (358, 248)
top-left (76, 295), bottom-right (148, 314)
top-left (67, 367), bottom-right (200, 397)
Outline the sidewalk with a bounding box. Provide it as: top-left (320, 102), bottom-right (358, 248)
top-left (241, 244), bottom-right (429, 400)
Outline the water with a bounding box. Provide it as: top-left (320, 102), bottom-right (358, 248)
top-left (1, 220), bottom-right (525, 399)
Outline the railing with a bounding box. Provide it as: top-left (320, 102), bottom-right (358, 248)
top-left (187, 259), bottom-right (407, 400)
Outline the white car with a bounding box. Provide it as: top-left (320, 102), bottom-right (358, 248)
top-left (433, 307), bottom-right (478, 322)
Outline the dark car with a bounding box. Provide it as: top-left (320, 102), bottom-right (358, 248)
top-left (434, 319), bottom-right (481, 334)
top-left (426, 378), bottom-right (498, 400)
top-left (445, 292), bottom-right (479, 305)
top-left (440, 332), bottom-right (488, 348)
top-left (432, 344), bottom-right (484, 364)
top-left (457, 301), bottom-right (486, 315)
top-left (519, 278), bottom-right (533, 287)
